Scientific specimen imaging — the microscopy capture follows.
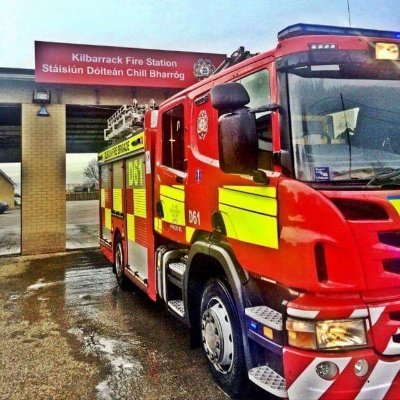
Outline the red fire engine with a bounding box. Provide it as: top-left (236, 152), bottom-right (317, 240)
top-left (99, 23), bottom-right (400, 399)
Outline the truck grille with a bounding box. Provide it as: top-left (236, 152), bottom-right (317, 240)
top-left (368, 299), bottom-right (400, 355)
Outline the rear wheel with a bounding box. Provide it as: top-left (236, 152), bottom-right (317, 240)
top-left (114, 240), bottom-right (130, 289)
top-left (200, 279), bottom-right (248, 398)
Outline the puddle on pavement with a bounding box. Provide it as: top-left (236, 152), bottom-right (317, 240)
top-left (69, 327), bottom-right (143, 400)
top-left (0, 250), bottom-right (260, 400)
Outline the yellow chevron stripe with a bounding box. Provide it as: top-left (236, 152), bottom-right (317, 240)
top-left (223, 185), bottom-right (276, 197)
top-left (220, 204), bottom-right (278, 248)
top-left (154, 217), bottom-right (162, 233)
top-left (105, 208), bottom-right (112, 230)
top-left (101, 188), bottom-right (105, 208)
top-left (99, 132), bottom-right (144, 163)
top-left (161, 195), bottom-right (185, 226)
top-left (113, 189), bottom-right (123, 213)
top-left (160, 185), bottom-right (185, 202)
top-left (186, 226), bottom-right (195, 243)
top-left (127, 213), bottom-right (135, 241)
top-left (219, 187), bottom-right (277, 216)
top-left (134, 188), bottom-right (146, 218)
top-left (218, 185), bottom-right (278, 249)
top-left (389, 199), bottom-right (400, 214)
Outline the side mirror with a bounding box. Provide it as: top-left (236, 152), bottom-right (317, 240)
top-left (210, 83), bottom-right (257, 174)
top-left (211, 82), bottom-right (250, 112)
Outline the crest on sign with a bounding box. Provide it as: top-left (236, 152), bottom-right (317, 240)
top-left (193, 59), bottom-right (215, 81)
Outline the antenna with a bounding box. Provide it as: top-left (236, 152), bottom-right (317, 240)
top-left (347, 0), bottom-right (352, 27)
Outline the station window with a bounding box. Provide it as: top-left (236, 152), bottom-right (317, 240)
top-left (162, 104), bottom-right (185, 171)
top-left (100, 164), bottom-right (112, 242)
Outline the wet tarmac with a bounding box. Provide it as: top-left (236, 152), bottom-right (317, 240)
top-left (66, 201), bottom-right (99, 250)
top-left (0, 207), bottom-right (21, 256)
top-left (0, 250), bottom-right (267, 400)
top-left (0, 201), bottom-right (99, 256)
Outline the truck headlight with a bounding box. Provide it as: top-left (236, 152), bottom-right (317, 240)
top-left (287, 318), bottom-right (367, 350)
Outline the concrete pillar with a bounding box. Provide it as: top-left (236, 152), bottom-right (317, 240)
top-left (21, 104), bottom-right (66, 254)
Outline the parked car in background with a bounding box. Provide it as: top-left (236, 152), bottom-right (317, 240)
top-left (14, 194), bottom-right (21, 206)
top-left (0, 201), bottom-right (9, 214)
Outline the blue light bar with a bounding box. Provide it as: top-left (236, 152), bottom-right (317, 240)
top-left (278, 23), bottom-right (400, 42)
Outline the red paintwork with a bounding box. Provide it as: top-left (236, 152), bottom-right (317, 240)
top-left (100, 242), bottom-right (113, 264)
top-left (100, 30), bottom-right (400, 397)
top-left (143, 111), bottom-right (157, 301)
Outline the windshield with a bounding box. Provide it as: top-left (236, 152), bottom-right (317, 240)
top-left (288, 65), bottom-right (400, 184)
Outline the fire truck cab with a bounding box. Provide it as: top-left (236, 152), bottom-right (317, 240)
top-left (99, 24), bottom-right (400, 399)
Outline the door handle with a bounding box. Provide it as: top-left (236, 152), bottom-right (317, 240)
top-left (156, 200), bottom-right (164, 218)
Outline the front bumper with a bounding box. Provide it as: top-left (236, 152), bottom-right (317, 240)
top-left (284, 347), bottom-right (400, 400)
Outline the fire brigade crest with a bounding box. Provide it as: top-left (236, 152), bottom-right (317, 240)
top-left (197, 110), bottom-right (208, 140)
top-left (193, 59), bottom-right (216, 81)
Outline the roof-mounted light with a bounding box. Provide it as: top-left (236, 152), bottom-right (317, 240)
top-left (309, 43), bottom-right (337, 50)
top-left (374, 42), bottom-right (400, 60)
top-left (278, 23), bottom-right (400, 42)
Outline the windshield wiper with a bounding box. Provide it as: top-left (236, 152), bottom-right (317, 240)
top-left (366, 168), bottom-right (400, 186)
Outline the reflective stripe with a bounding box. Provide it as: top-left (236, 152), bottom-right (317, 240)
top-left (186, 226), bottom-right (195, 243)
top-left (127, 213), bottom-right (135, 241)
top-left (133, 188), bottom-right (146, 218)
top-left (154, 217), bottom-right (162, 233)
top-left (288, 357), bottom-right (351, 400)
top-left (219, 187), bottom-right (277, 216)
top-left (383, 327), bottom-right (400, 355)
top-left (105, 208), bottom-right (112, 230)
top-left (349, 309), bottom-right (369, 318)
top-left (218, 186), bottom-right (278, 249)
top-left (113, 189), bottom-right (123, 213)
top-left (160, 185), bottom-right (185, 202)
top-left (99, 132), bottom-right (144, 163)
top-left (220, 204), bottom-right (278, 248)
top-left (287, 308), bottom-right (320, 319)
top-left (355, 360), bottom-right (400, 400)
top-left (369, 306), bottom-right (385, 327)
top-left (388, 195), bottom-right (400, 214)
top-left (101, 188), bottom-right (105, 208)
top-left (223, 185), bottom-right (276, 197)
top-left (160, 185), bottom-right (185, 226)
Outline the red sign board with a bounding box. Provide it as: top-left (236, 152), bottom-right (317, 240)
top-left (35, 41), bottom-right (226, 88)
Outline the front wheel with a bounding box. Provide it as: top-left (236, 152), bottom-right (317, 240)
top-left (114, 240), bottom-right (130, 289)
top-left (200, 279), bottom-right (248, 398)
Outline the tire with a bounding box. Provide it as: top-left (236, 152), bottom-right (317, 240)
top-left (200, 279), bottom-right (248, 398)
top-left (114, 240), bottom-right (130, 289)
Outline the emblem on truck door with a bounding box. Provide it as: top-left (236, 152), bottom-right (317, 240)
top-left (197, 110), bottom-right (208, 140)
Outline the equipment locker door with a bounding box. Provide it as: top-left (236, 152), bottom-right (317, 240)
top-left (125, 152), bottom-right (149, 281)
top-left (154, 98), bottom-right (188, 244)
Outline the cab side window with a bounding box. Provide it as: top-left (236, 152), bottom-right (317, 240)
top-left (162, 104), bottom-right (185, 171)
top-left (237, 69), bottom-right (272, 170)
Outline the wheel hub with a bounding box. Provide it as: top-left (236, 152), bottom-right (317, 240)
top-left (202, 297), bottom-right (234, 374)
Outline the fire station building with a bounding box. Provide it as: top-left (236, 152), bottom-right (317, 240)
top-left (0, 42), bottom-right (224, 255)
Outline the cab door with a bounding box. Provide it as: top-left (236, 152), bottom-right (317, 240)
top-left (154, 98), bottom-right (188, 244)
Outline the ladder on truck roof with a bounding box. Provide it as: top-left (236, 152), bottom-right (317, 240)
top-left (104, 99), bottom-right (156, 141)
top-left (213, 46), bottom-right (257, 75)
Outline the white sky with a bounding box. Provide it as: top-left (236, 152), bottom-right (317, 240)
top-left (0, 0), bottom-right (399, 189)
top-left (0, 0), bottom-right (400, 68)
top-left (66, 153), bottom-right (97, 185)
